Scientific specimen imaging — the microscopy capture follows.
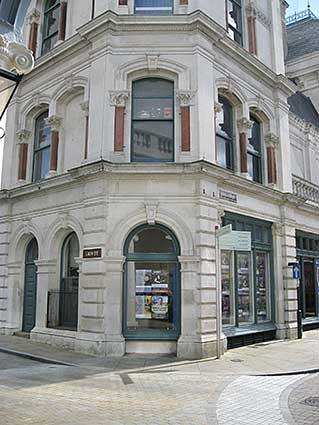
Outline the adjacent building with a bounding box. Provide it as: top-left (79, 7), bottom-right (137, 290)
top-left (0, 0), bottom-right (317, 358)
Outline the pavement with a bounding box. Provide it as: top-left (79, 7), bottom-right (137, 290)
top-left (0, 331), bottom-right (318, 424)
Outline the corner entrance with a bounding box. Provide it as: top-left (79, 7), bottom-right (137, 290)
top-left (22, 238), bottom-right (38, 332)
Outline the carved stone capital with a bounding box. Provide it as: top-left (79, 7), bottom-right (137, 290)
top-left (217, 208), bottom-right (225, 225)
top-left (46, 115), bottom-right (62, 131)
top-left (144, 203), bottom-right (158, 225)
top-left (265, 133), bottom-right (279, 147)
top-left (176, 90), bottom-right (196, 107)
top-left (214, 101), bottom-right (223, 114)
top-left (272, 222), bottom-right (283, 237)
top-left (80, 100), bottom-right (89, 116)
top-left (109, 90), bottom-right (130, 107)
top-left (27, 8), bottom-right (41, 24)
top-left (237, 117), bottom-right (253, 133)
top-left (17, 129), bottom-right (31, 144)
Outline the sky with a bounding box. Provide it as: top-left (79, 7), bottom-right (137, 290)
top-left (287, 0), bottom-right (319, 16)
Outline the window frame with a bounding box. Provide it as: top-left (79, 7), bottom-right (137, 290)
top-left (41, 0), bottom-right (60, 55)
top-left (32, 110), bottom-right (51, 183)
top-left (216, 95), bottom-right (234, 171)
top-left (131, 78), bottom-right (175, 163)
top-left (226, 0), bottom-right (243, 46)
top-left (134, 0), bottom-right (174, 15)
top-left (247, 114), bottom-right (262, 183)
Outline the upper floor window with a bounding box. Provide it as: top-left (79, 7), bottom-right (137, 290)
top-left (247, 115), bottom-right (262, 183)
top-left (227, 0), bottom-right (242, 45)
top-left (216, 96), bottom-right (233, 170)
top-left (42, 0), bottom-right (60, 55)
top-left (134, 0), bottom-right (173, 15)
top-left (0, 0), bottom-right (20, 25)
top-left (33, 111), bottom-right (51, 182)
top-left (132, 78), bottom-right (174, 162)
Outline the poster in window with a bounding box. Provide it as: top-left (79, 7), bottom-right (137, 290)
top-left (151, 295), bottom-right (169, 319)
top-left (136, 295), bottom-right (152, 319)
top-left (135, 269), bottom-right (152, 287)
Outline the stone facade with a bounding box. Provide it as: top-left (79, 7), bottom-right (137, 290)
top-left (0, 0), bottom-right (318, 358)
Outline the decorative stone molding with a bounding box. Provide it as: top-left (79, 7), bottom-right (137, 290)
top-left (27, 8), bottom-right (41, 24)
top-left (17, 129), bottom-right (31, 144)
top-left (22, 218), bottom-right (31, 233)
top-left (272, 222), bottom-right (283, 237)
top-left (217, 209), bottom-right (225, 225)
top-left (0, 35), bottom-right (34, 75)
top-left (146, 54), bottom-right (159, 71)
top-left (176, 90), bottom-right (196, 107)
top-left (237, 117), bottom-right (253, 133)
top-left (109, 90), bottom-right (130, 107)
top-left (214, 101), bottom-right (223, 114)
top-left (246, 3), bottom-right (272, 29)
top-left (58, 212), bottom-right (69, 230)
top-left (144, 203), bottom-right (158, 225)
top-left (265, 133), bottom-right (279, 147)
top-left (46, 115), bottom-right (62, 131)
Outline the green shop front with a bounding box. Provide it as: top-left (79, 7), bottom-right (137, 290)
top-left (296, 231), bottom-right (319, 330)
top-left (222, 213), bottom-right (276, 348)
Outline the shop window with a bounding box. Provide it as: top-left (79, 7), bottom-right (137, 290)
top-left (123, 225), bottom-right (180, 340)
top-left (131, 78), bottom-right (174, 162)
top-left (42, 0), bottom-right (60, 55)
top-left (247, 115), bottom-right (262, 183)
top-left (222, 213), bottom-right (273, 328)
top-left (216, 95), bottom-right (233, 170)
top-left (227, 0), bottom-right (242, 45)
top-left (134, 0), bottom-right (173, 14)
top-left (32, 111), bottom-right (51, 182)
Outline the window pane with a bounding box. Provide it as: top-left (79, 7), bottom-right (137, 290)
top-left (135, 0), bottom-right (173, 14)
top-left (133, 98), bottom-right (173, 120)
top-left (35, 112), bottom-right (51, 149)
top-left (256, 252), bottom-right (270, 322)
top-left (44, 7), bottom-right (59, 38)
top-left (33, 148), bottom-right (50, 181)
top-left (128, 228), bottom-right (175, 254)
top-left (248, 118), bottom-right (261, 154)
top-left (126, 262), bottom-right (177, 331)
top-left (45, 0), bottom-right (60, 11)
top-left (222, 250), bottom-right (235, 326)
top-left (237, 252), bottom-right (253, 324)
top-left (42, 34), bottom-right (58, 54)
top-left (134, 79), bottom-right (173, 98)
top-left (216, 136), bottom-right (227, 168)
top-left (228, 0), bottom-right (242, 31)
top-left (132, 121), bottom-right (173, 162)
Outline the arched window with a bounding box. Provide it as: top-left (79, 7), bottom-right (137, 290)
top-left (132, 78), bottom-right (174, 162)
top-left (60, 232), bottom-right (79, 330)
top-left (247, 115), bottom-right (262, 183)
top-left (216, 95), bottom-right (233, 170)
top-left (32, 111), bottom-right (51, 182)
top-left (124, 225), bottom-right (180, 340)
top-left (134, 0), bottom-right (173, 15)
top-left (42, 0), bottom-right (60, 54)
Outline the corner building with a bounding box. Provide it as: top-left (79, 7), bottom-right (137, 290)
top-left (0, 0), bottom-right (310, 358)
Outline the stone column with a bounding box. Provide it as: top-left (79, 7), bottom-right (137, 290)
top-left (237, 117), bottom-right (253, 176)
top-left (32, 260), bottom-right (56, 332)
top-left (109, 91), bottom-right (130, 153)
top-left (104, 256), bottom-right (126, 356)
top-left (6, 262), bottom-right (23, 333)
top-left (46, 115), bottom-right (62, 176)
top-left (272, 222), bottom-right (286, 339)
top-left (81, 101), bottom-right (89, 160)
top-left (58, 0), bottom-right (68, 42)
top-left (27, 9), bottom-right (40, 57)
top-left (246, 4), bottom-right (257, 55)
top-left (265, 133), bottom-right (279, 186)
top-left (16, 129), bottom-right (31, 182)
top-left (176, 91), bottom-right (195, 153)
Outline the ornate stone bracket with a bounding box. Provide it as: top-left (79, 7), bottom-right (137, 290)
top-left (176, 90), bottom-right (196, 107)
top-left (214, 101), bottom-right (223, 114)
top-left (265, 133), bottom-right (279, 147)
top-left (46, 115), bottom-right (62, 131)
top-left (144, 203), bottom-right (158, 225)
top-left (80, 100), bottom-right (89, 116)
top-left (17, 129), bottom-right (31, 144)
top-left (109, 90), bottom-right (130, 107)
top-left (146, 54), bottom-right (159, 71)
top-left (27, 8), bottom-right (41, 24)
top-left (0, 35), bottom-right (34, 75)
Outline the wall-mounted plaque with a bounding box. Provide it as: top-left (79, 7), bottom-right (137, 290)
top-left (83, 248), bottom-right (102, 259)
top-left (219, 190), bottom-right (237, 203)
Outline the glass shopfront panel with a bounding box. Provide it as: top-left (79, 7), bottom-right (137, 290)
top-left (222, 213), bottom-right (274, 329)
top-left (124, 225), bottom-right (180, 340)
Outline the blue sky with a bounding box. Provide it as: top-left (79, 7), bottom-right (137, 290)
top-left (287, 0), bottom-right (319, 16)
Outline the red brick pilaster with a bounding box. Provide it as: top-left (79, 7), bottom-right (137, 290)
top-left (58, 1), bottom-right (67, 42)
top-left (46, 116), bottom-right (62, 174)
top-left (247, 16), bottom-right (257, 55)
top-left (110, 91), bottom-right (130, 153)
top-left (18, 144), bottom-right (28, 181)
top-left (176, 91), bottom-right (195, 154)
top-left (266, 134), bottom-right (279, 185)
top-left (237, 118), bottom-right (253, 175)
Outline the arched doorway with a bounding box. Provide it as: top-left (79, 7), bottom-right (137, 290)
top-left (60, 232), bottom-right (79, 330)
top-left (22, 237), bottom-right (38, 332)
top-left (123, 224), bottom-right (180, 340)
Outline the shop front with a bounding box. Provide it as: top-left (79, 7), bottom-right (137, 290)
top-left (222, 212), bottom-right (276, 348)
top-left (296, 231), bottom-right (319, 329)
